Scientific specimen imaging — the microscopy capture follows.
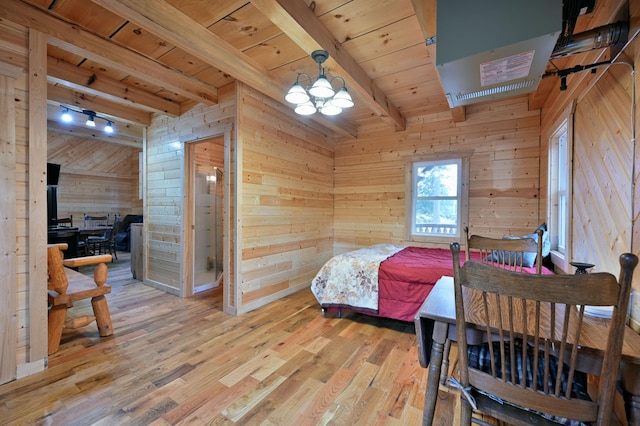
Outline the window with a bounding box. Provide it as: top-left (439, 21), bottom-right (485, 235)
top-left (408, 157), bottom-right (468, 242)
top-left (548, 119), bottom-right (572, 272)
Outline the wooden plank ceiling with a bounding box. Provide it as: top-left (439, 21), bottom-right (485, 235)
top-left (0, 0), bottom-right (626, 142)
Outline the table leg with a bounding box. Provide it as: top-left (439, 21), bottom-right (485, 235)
top-left (423, 321), bottom-right (449, 426)
top-left (622, 362), bottom-right (640, 426)
top-left (440, 338), bottom-right (452, 385)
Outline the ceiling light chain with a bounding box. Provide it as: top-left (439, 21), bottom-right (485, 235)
top-left (58, 105), bottom-right (115, 134)
top-left (285, 50), bottom-right (354, 116)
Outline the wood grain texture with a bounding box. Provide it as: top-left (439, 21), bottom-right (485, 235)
top-left (333, 95), bottom-right (544, 253)
top-left (28, 28), bottom-right (49, 364)
top-left (47, 131), bottom-right (141, 220)
top-left (0, 68), bottom-right (19, 385)
top-left (0, 254), bottom-right (437, 425)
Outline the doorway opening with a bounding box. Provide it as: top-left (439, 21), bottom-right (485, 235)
top-left (194, 166), bottom-right (224, 292)
top-left (184, 135), bottom-right (226, 298)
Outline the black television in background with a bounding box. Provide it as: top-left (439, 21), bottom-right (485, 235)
top-left (47, 185), bottom-right (58, 227)
top-left (47, 163), bottom-right (61, 186)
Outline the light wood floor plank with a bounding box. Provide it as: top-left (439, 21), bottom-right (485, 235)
top-left (0, 252), bottom-right (476, 425)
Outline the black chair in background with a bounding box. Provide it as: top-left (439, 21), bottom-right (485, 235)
top-left (56, 215), bottom-right (73, 227)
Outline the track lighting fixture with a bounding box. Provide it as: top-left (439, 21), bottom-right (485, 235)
top-left (59, 106), bottom-right (116, 134)
top-left (285, 50), bottom-right (354, 116)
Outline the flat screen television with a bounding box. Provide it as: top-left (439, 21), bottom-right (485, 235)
top-left (47, 163), bottom-right (61, 186)
top-left (47, 185), bottom-right (58, 227)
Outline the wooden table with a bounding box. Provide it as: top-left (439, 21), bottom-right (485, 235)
top-left (415, 276), bottom-right (640, 426)
top-left (78, 225), bottom-right (110, 237)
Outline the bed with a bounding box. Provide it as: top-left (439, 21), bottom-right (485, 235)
top-left (311, 227), bottom-right (553, 322)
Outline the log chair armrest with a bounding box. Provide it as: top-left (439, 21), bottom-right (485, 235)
top-left (62, 254), bottom-right (112, 268)
top-left (63, 255), bottom-right (111, 289)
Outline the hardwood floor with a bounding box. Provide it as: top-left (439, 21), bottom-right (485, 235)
top-left (1, 252), bottom-right (470, 425)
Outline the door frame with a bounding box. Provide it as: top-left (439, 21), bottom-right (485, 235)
top-left (183, 130), bottom-right (231, 314)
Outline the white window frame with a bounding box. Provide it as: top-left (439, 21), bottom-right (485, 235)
top-left (548, 114), bottom-right (573, 273)
top-left (406, 154), bottom-right (470, 244)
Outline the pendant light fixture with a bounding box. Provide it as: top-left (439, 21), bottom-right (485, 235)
top-left (285, 50), bottom-right (354, 116)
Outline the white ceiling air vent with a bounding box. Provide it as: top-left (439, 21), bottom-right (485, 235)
top-left (436, 0), bottom-right (562, 108)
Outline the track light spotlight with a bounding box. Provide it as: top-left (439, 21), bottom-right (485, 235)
top-left (61, 108), bottom-right (73, 123)
top-left (85, 114), bottom-right (96, 127)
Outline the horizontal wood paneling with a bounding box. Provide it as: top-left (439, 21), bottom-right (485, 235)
top-left (146, 84), bottom-right (236, 294)
top-left (13, 73), bottom-right (29, 373)
top-left (239, 85), bottom-right (334, 310)
top-left (47, 132), bottom-right (140, 221)
top-left (334, 95), bottom-right (543, 253)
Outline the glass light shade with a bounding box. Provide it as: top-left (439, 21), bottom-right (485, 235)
top-left (294, 101), bottom-right (317, 115)
top-left (320, 103), bottom-right (342, 116)
top-left (61, 109), bottom-right (73, 123)
top-left (85, 116), bottom-right (96, 127)
top-left (285, 83), bottom-right (310, 104)
top-left (330, 87), bottom-right (354, 108)
top-left (104, 122), bottom-right (114, 134)
top-left (309, 75), bottom-right (335, 98)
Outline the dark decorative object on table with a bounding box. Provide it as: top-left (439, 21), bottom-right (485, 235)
top-left (570, 261), bottom-right (595, 274)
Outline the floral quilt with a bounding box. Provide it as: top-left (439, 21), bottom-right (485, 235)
top-left (311, 244), bottom-right (407, 312)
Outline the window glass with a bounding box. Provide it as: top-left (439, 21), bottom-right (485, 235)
top-left (548, 118), bottom-right (571, 272)
top-left (411, 159), bottom-right (461, 237)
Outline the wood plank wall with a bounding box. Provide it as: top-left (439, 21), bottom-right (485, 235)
top-left (0, 21), bottom-right (30, 377)
top-left (146, 82), bottom-right (334, 314)
top-left (146, 84), bottom-right (236, 296)
top-left (333, 95), bottom-right (543, 254)
top-left (573, 64), bottom-right (633, 273)
top-left (540, 1), bottom-right (640, 325)
top-left (0, 18), bottom-right (48, 377)
top-left (0, 60), bottom-right (23, 385)
top-left (238, 86), bottom-right (334, 312)
top-left (47, 132), bottom-right (142, 222)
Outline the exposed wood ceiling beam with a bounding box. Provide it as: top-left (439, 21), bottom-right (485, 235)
top-left (47, 57), bottom-right (181, 117)
top-left (47, 120), bottom-right (143, 148)
top-left (90, 0), bottom-right (357, 138)
top-left (410, 0), bottom-right (466, 123)
top-left (251, 0), bottom-right (406, 132)
top-left (0, 0), bottom-right (219, 106)
top-left (48, 84), bottom-right (152, 126)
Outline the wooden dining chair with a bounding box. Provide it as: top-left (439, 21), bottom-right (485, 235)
top-left (90, 215), bottom-right (121, 260)
top-left (450, 242), bottom-right (637, 425)
top-left (436, 227), bottom-right (547, 386)
top-left (83, 213), bottom-right (109, 228)
top-left (465, 226), bottom-right (543, 273)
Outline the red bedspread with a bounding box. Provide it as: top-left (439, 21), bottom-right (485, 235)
top-left (377, 247), bottom-right (455, 321)
top-left (326, 246), bottom-right (552, 322)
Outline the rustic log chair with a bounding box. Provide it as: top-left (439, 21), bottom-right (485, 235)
top-left (47, 243), bottom-right (114, 355)
top-left (438, 228), bottom-right (545, 385)
top-left (450, 243), bottom-right (637, 425)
